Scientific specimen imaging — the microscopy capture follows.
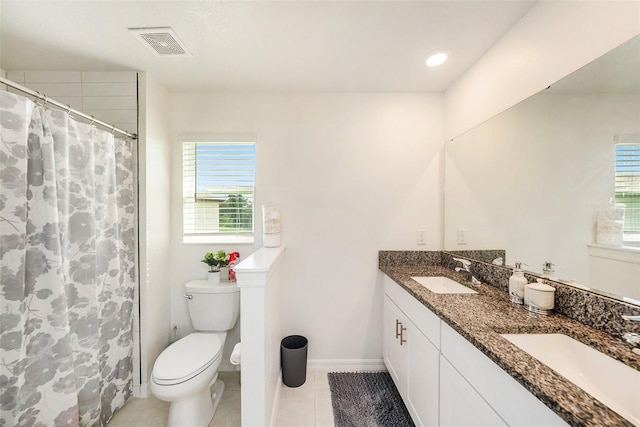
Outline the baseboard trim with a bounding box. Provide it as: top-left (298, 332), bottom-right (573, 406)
top-left (134, 382), bottom-right (148, 398)
top-left (308, 358), bottom-right (386, 371)
top-left (220, 362), bottom-right (241, 373)
top-left (269, 368), bottom-right (283, 427)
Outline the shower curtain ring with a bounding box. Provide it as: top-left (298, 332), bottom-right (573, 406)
top-left (89, 116), bottom-right (96, 127)
top-left (35, 91), bottom-right (44, 107)
top-left (111, 124), bottom-right (116, 134)
top-left (66, 105), bottom-right (74, 119)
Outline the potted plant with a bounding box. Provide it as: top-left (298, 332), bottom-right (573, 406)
top-left (202, 250), bottom-right (228, 283)
top-left (217, 251), bottom-right (230, 281)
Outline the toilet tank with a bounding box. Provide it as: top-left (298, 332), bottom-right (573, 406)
top-left (184, 281), bottom-right (240, 332)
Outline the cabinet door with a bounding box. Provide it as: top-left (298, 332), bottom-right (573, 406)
top-left (440, 322), bottom-right (567, 426)
top-left (440, 355), bottom-right (506, 427)
top-left (383, 295), bottom-right (407, 392)
top-left (406, 327), bottom-right (439, 427)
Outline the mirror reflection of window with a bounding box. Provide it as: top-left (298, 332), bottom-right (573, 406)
top-left (614, 135), bottom-right (640, 246)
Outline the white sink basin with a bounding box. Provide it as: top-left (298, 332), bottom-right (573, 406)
top-left (411, 276), bottom-right (477, 294)
top-left (501, 333), bottom-right (640, 426)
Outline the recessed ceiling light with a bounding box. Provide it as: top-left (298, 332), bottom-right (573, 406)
top-left (426, 52), bottom-right (448, 67)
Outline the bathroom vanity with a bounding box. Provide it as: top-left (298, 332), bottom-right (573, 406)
top-left (380, 255), bottom-right (640, 427)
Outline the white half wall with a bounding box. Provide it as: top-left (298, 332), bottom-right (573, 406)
top-left (138, 73), bottom-right (172, 395)
top-left (235, 246), bottom-right (286, 427)
top-left (444, 0), bottom-right (640, 140)
top-left (169, 93), bottom-right (444, 361)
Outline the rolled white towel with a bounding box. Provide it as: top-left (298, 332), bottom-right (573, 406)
top-left (596, 219), bottom-right (623, 233)
top-left (230, 342), bottom-right (241, 365)
top-left (597, 203), bottom-right (625, 221)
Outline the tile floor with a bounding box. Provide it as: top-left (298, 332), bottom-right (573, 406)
top-left (276, 370), bottom-right (334, 427)
top-left (108, 370), bottom-right (334, 427)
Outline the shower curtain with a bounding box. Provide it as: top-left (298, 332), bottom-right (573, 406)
top-left (0, 90), bottom-right (136, 426)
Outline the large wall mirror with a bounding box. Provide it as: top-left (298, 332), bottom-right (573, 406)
top-left (444, 35), bottom-right (640, 305)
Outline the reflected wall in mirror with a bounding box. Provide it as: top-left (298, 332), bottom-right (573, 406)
top-left (444, 35), bottom-right (640, 303)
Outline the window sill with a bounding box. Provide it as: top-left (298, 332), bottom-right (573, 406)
top-left (587, 244), bottom-right (640, 264)
top-left (183, 234), bottom-right (255, 245)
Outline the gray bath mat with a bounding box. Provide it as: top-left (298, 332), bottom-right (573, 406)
top-left (328, 372), bottom-right (415, 427)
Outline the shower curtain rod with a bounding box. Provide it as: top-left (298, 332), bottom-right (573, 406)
top-left (0, 76), bottom-right (137, 140)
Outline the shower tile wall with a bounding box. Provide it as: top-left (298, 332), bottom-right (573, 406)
top-left (3, 70), bottom-right (142, 393)
top-left (5, 70), bottom-right (137, 134)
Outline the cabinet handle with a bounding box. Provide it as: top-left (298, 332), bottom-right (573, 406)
top-left (395, 319), bottom-right (408, 345)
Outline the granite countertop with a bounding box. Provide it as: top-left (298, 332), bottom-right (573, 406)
top-left (380, 264), bottom-right (640, 427)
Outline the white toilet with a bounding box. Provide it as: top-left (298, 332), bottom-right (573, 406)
top-left (151, 280), bottom-right (240, 427)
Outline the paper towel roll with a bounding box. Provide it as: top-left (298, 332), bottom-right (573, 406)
top-left (230, 342), bottom-right (241, 365)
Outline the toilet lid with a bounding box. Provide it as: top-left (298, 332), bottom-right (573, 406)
top-left (152, 333), bottom-right (223, 385)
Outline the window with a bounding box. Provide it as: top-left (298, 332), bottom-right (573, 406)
top-left (183, 141), bottom-right (256, 244)
top-left (614, 137), bottom-right (640, 245)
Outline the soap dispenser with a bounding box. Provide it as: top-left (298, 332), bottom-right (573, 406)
top-left (542, 262), bottom-right (556, 280)
top-left (509, 262), bottom-right (528, 304)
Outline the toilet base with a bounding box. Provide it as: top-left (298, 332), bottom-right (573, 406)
top-left (166, 376), bottom-right (225, 427)
top-left (210, 379), bottom-right (225, 418)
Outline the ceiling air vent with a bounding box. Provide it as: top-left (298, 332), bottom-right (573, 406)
top-left (129, 27), bottom-right (191, 57)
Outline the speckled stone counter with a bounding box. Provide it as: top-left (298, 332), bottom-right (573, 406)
top-left (379, 263), bottom-right (640, 427)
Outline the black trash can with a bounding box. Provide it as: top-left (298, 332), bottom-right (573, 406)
top-left (281, 335), bottom-right (308, 387)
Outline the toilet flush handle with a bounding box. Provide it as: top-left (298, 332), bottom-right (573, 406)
top-left (183, 294), bottom-right (193, 300)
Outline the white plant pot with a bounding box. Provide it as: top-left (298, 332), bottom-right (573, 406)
top-left (220, 267), bottom-right (229, 282)
top-left (207, 271), bottom-right (221, 284)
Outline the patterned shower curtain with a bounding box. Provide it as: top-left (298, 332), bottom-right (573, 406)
top-left (0, 90), bottom-right (136, 426)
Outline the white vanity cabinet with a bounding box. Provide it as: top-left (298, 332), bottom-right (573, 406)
top-left (440, 322), bottom-right (567, 427)
top-left (383, 295), bottom-right (408, 387)
top-left (383, 276), bottom-right (440, 426)
top-left (440, 354), bottom-right (506, 426)
top-left (382, 273), bottom-right (568, 427)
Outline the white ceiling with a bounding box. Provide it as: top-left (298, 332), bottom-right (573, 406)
top-left (0, 0), bottom-right (537, 93)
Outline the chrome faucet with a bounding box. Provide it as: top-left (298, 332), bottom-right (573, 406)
top-left (453, 257), bottom-right (481, 285)
top-left (622, 315), bottom-right (640, 355)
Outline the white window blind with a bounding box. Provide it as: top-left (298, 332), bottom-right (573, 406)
top-left (182, 141), bottom-right (256, 244)
top-left (614, 138), bottom-right (640, 244)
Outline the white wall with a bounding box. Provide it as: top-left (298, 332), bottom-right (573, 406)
top-left (444, 0), bottom-right (640, 140)
top-left (170, 93), bottom-right (444, 361)
top-left (138, 73), bottom-right (172, 394)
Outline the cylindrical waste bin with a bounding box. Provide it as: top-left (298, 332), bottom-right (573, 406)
top-left (281, 335), bottom-right (308, 387)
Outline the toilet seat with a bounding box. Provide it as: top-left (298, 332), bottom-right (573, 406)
top-left (152, 333), bottom-right (223, 385)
